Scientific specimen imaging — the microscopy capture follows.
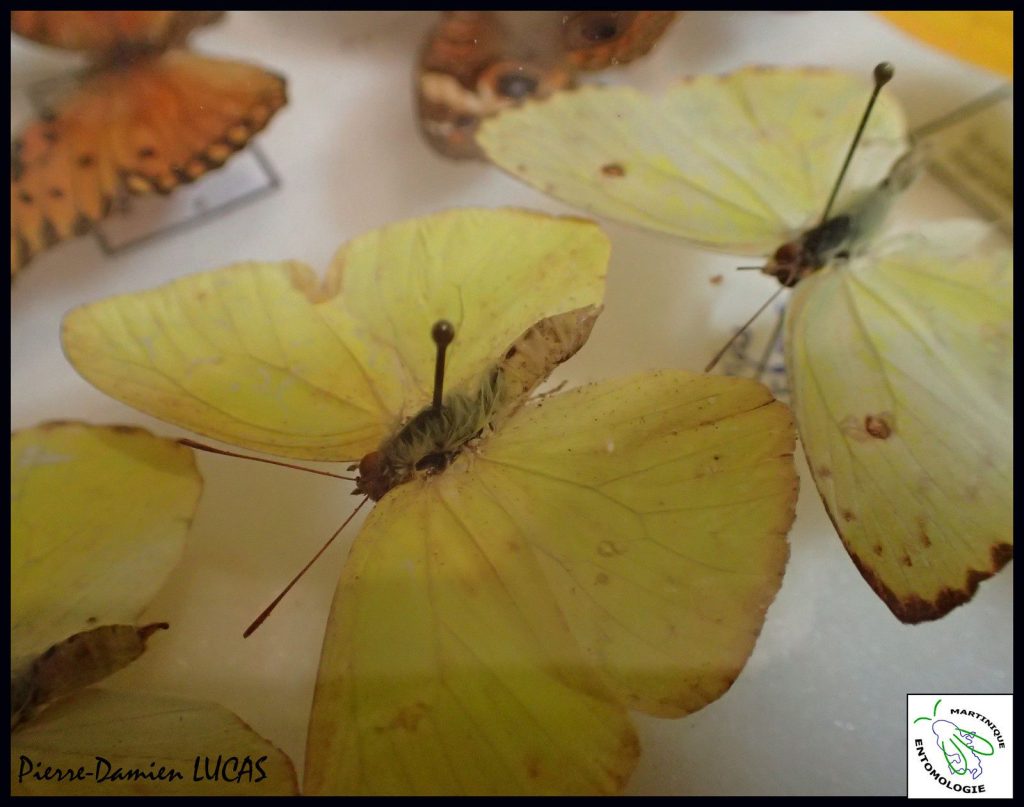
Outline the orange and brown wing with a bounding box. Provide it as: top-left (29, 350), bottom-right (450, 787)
top-left (11, 10), bottom-right (223, 53)
top-left (416, 11), bottom-right (676, 160)
top-left (561, 11), bottom-right (678, 71)
top-left (11, 51), bottom-right (286, 276)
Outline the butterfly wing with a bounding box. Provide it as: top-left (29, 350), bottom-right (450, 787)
top-left (11, 50), bottom-right (286, 275)
top-left (786, 228), bottom-right (1012, 621)
top-left (417, 11), bottom-right (675, 159)
top-left (477, 67), bottom-right (907, 253)
top-left (561, 11), bottom-right (677, 71)
top-left (305, 371), bottom-right (796, 794)
top-left (11, 422), bottom-right (202, 659)
top-left (62, 210), bottom-right (609, 460)
top-left (10, 10), bottom-right (222, 52)
top-left (11, 689), bottom-right (298, 795)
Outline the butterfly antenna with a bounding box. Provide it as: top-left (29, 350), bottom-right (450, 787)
top-left (819, 62), bottom-right (895, 225)
top-left (910, 83), bottom-right (1011, 142)
top-left (431, 320), bottom-right (455, 412)
top-left (754, 306), bottom-right (787, 378)
top-left (704, 285), bottom-right (787, 373)
top-left (243, 495), bottom-right (370, 638)
top-left (178, 438), bottom-right (356, 482)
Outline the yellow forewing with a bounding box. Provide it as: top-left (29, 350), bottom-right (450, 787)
top-left (11, 422), bottom-right (202, 658)
top-left (62, 209), bottom-right (609, 460)
top-left (477, 68), bottom-right (907, 253)
top-left (11, 689), bottom-right (298, 795)
top-left (786, 233), bottom-right (1013, 622)
top-left (306, 371), bottom-right (796, 794)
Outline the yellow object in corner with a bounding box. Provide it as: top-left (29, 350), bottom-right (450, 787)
top-left (878, 11), bottom-right (1012, 78)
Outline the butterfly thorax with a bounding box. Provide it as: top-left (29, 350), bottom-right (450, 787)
top-left (355, 370), bottom-right (504, 501)
top-left (763, 149), bottom-right (922, 287)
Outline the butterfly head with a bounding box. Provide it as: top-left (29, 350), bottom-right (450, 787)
top-left (761, 233), bottom-right (839, 287)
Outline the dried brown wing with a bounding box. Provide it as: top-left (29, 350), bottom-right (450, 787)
top-left (11, 623), bottom-right (167, 730)
top-left (492, 305), bottom-right (602, 427)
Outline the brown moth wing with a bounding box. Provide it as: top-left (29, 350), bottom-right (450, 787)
top-left (417, 11), bottom-right (677, 160)
top-left (562, 11), bottom-right (679, 71)
top-left (417, 12), bottom-right (573, 160)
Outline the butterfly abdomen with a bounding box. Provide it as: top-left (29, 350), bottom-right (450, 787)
top-left (355, 373), bottom-right (503, 501)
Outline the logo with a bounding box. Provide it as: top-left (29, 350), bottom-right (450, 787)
top-left (908, 694), bottom-right (1012, 798)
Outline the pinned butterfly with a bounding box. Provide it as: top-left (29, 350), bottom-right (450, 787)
top-left (10, 11), bottom-right (287, 276)
top-left (477, 63), bottom-right (1013, 623)
top-left (63, 208), bottom-right (799, 794)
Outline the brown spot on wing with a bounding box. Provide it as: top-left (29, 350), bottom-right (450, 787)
top-left (841, 510), bottom-right (855, 522)
top-left (917, 517), bottom-right (932, 548)
top-left (864, 414), bottom-right (892, 439)
top-left (378, 701), bottom-right (429, 733)
top-left (601, 162), bottom-right (626, 177)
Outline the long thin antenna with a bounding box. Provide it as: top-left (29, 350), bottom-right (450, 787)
top-left (431, 320), bottom-right (455, 412)
top-left (819, 62), bottom-right (895, 225)
top-left (910, 83), bottom-right (1011, 141)
top-left (754, 306), bottom-right (787, 378)
top-left (243, 496), bottom-right (370, 638)
top-left (179, 438), bottom-right (356, 482)
top-left (705, 285), bottom-right (787, 373)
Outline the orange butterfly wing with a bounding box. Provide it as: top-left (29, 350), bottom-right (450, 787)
top-left (11, 51), bottom-right (286, 275)
top-left (417, 11), bottom-right (677, 159)
top-left (10, 10), bottom-right (222, 52)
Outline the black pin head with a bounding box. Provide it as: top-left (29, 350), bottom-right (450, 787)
top-left (873, 62), bottom-right (895, 87)
top-left (432, 319), bottom-right (455, 348)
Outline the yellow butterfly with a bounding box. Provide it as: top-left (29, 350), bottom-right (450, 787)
top-left (62, 208), bottom-right (799, 794)
top-left (11, 421), bottom-right (297, 795)
top-left (476, 66), bottom-right (1013, 623)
